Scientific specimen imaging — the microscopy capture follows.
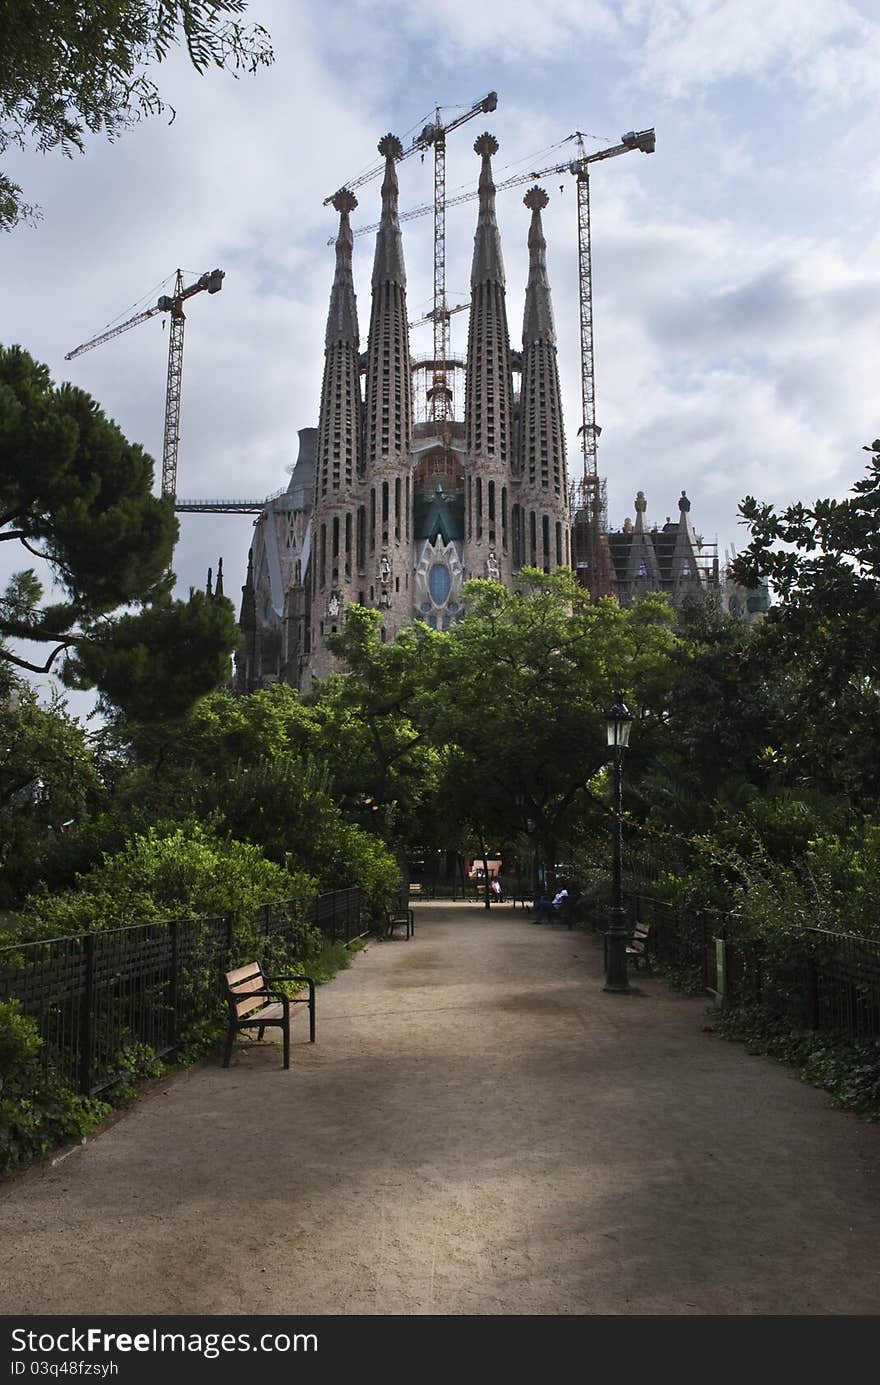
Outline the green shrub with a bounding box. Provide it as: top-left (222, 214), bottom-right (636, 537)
top-left (4, 819), bottom-right (317, 945)
top-left (0, 1000), bottom-right (109, 1177)
top-left (713, 1002), bottom-right (880, 1118)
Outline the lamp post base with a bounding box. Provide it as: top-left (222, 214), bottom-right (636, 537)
top-left (604, 909), bottom-right (631, 994)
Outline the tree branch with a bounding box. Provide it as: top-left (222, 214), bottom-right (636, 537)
top-left (0, 641), bottom-right (74, 674)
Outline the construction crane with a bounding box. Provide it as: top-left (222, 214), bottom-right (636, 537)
top-left (408, 301), bottom-right (469, 331)
top-left (65, 268), bottom-right (225, 500)
top-left (325, 92), bottom-right (498, 425)
top-left (349, 125), bottom-right (655, 597)
top-left (567, 129), bottom-right (655, 597)
top-left (409, 94), bottom-right (497, 423)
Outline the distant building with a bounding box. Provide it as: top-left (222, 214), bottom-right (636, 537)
top-left (232, 132), bottom-right (760, 695)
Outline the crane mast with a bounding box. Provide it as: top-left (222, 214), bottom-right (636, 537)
top-left (65, 267), bottom-right (225, 500)
top-left (410, 93), bottom-right (497, 425)
top-left (324, 93), bottom-right (497, 427)
top-left (574, 143), bottom-right (612, 597)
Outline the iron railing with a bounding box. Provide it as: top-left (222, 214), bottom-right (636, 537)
top-left (621, 886), bottom-right (880, 1041)
top-left (0, 888), bottom-right (364, 1095)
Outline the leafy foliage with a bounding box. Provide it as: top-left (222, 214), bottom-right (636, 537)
top-left (0, 0), bottom-right (274, 231)
top-left (733, 446), bottom-right (880, 808)
top-left (0, 680), bottom-right (105, 906)
top-left (712, 1004), bottom-right (880, 1119)
top-left (7, 819), bottom-right (315, 944)
top-left (0, 346), bottom-right (239, 717)
top-left (0, 999), bottom-right (109, 1176)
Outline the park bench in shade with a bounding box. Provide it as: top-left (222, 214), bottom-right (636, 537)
top-left (603, 919), bottom-right (653, 974)
top-left (626, 920), bottom-right (653, 972)
top-left (223, 962), bottom-right (316, 1070)
top-left (383, 902), bottom-right (415, 940)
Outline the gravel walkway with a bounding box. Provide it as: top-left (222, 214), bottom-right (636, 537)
top-left (2, 901), bottom-right (879, 1315)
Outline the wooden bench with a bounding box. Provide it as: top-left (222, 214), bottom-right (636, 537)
top-left (626, 920), bottom-right (652, 972)
top-left (408, 881), bottom-right (433, 899)
top-left (223, 962), bottom-right (316, 1070)
top-left (383, 903), bottom-right (414, 939)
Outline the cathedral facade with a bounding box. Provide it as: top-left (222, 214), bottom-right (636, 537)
top-left (233, 130), bottom-right (745, 695)
top-left (234, 130), bottom-right (571, 693)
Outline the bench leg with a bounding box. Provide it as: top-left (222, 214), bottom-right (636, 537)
top-left (257, 1025), bottom-right (265, 1040)
top-left (282, 1019), bottom-right (290, 1069)
top-left (222, 1023), bottom-right (235, 1069)
top-left (308, 981), bottom-right (316, 1043)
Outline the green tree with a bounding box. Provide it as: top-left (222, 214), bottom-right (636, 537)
top-left (323, 606), bottom-right (447, 840)
top-left (435, 571), bottom-right (678, 888)
top-left (0, 678), bottom-right (105, 905)
top-left (1, 0), bottom-right (273, 231)
top-left (733, 442), bottom-right (880, 807)
top-left (0, 346), bottom-right (239, 718)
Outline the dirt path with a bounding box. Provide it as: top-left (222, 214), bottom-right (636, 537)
top-left (2, 902), bottom-right (879, 1315)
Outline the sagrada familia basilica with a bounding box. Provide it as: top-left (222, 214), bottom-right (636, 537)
top-left (232, 130), bottom-right (761, 694)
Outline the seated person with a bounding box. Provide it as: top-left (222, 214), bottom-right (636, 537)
top-left (532, 885), bottom-right (569, 924)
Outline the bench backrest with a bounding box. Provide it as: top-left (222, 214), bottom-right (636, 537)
top-left (630, 921), bottom-right (651, 950)
top-left (225, 962), bottom-right (269, 1018)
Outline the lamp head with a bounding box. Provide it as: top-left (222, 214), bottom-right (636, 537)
top-left (605, 694), bottom-right (633, 749)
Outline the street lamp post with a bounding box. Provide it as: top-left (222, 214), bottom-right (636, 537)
top-left (604, 694), bottom-right (633, 994)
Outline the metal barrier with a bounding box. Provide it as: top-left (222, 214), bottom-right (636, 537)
top-left (0, 888), bottom-right (364, 1095)
top-left (622, 887), bottom-right (880, 1040)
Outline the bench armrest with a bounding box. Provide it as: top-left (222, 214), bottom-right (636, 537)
top-left (263, 972), bottom-right (316, 986)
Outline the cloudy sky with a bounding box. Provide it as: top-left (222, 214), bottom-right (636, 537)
top-left (3, 0), bottom-right (880, 711)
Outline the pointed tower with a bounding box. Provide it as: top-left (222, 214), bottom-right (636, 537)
top-left (214, 557), bottom-right (224, 599)
top-left (233, 549), bottom-right (259, 692)
top-left (464, 133), bottom-right (515, 584)
top-left (518, 186), bottom-right (570, 574)
top-left (670, 490), bottom-right (705, 602)
top-left (309, 188), bottom-right (367, 680)
top-left (623, 491), bottom-right (661, 604)
top-left (360, 134), bottom-right (414, 641)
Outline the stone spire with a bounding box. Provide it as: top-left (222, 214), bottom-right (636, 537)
top-left (239, 549), bottom-right (256, 628)
top-left (516, 187), bottom-right (571, 575)
top-left (316, 189), bottom-right (363, 499)
top-left (471, 132), bottom-right (505, 288)
top-left (233, 548), bottom-right (258, 693)
top-left (672, 490), bottom-right (703, 597)
top-left (522, 186), bottom-right (555, 346)
top-left (364, 133), bottom-right (413, 470)
top-left (626, 491), bottom-right (661, 593)
top-left (325, 188), bottom-right (359, 348)
top-left (214, 556), bottom-right (224, 599)
top-left (371, 134), bottom-right (406, 290)
top-left (520, 186), bottom-right (566, 510)
top-left (205, 566), bottom-right (213, 599)
top-left (465, 132), bottom-right (514, 476)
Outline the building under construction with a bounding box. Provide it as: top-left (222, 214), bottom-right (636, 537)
top-left (233, 121), bottom-right (723, 694)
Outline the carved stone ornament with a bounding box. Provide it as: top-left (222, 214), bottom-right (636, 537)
top-left (486, 549), bottom-right (500, 581)
top-left (379, 551), bottom-right (392, 584)
top-left (327, 590), bottom-right (341, 619)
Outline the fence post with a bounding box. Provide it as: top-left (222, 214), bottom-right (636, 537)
top-left (78, 932), bottom-right (96, 1095)
top-left (169, 918), bottom-right (179, 1046)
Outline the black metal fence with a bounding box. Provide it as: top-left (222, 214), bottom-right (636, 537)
top-left (311, 887), bottom-right (366, 944)
top-left (0, 887), bottom-right (364, 1096)
top-left (621, 888), bottom-right (880, 1042)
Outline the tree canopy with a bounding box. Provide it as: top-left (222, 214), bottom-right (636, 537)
top-left (1, 0), bottom-right (273, 231)
top-left (732, 441), bottom-right (880, 807)
top-left (0, 344), bottom-right (239, 718)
